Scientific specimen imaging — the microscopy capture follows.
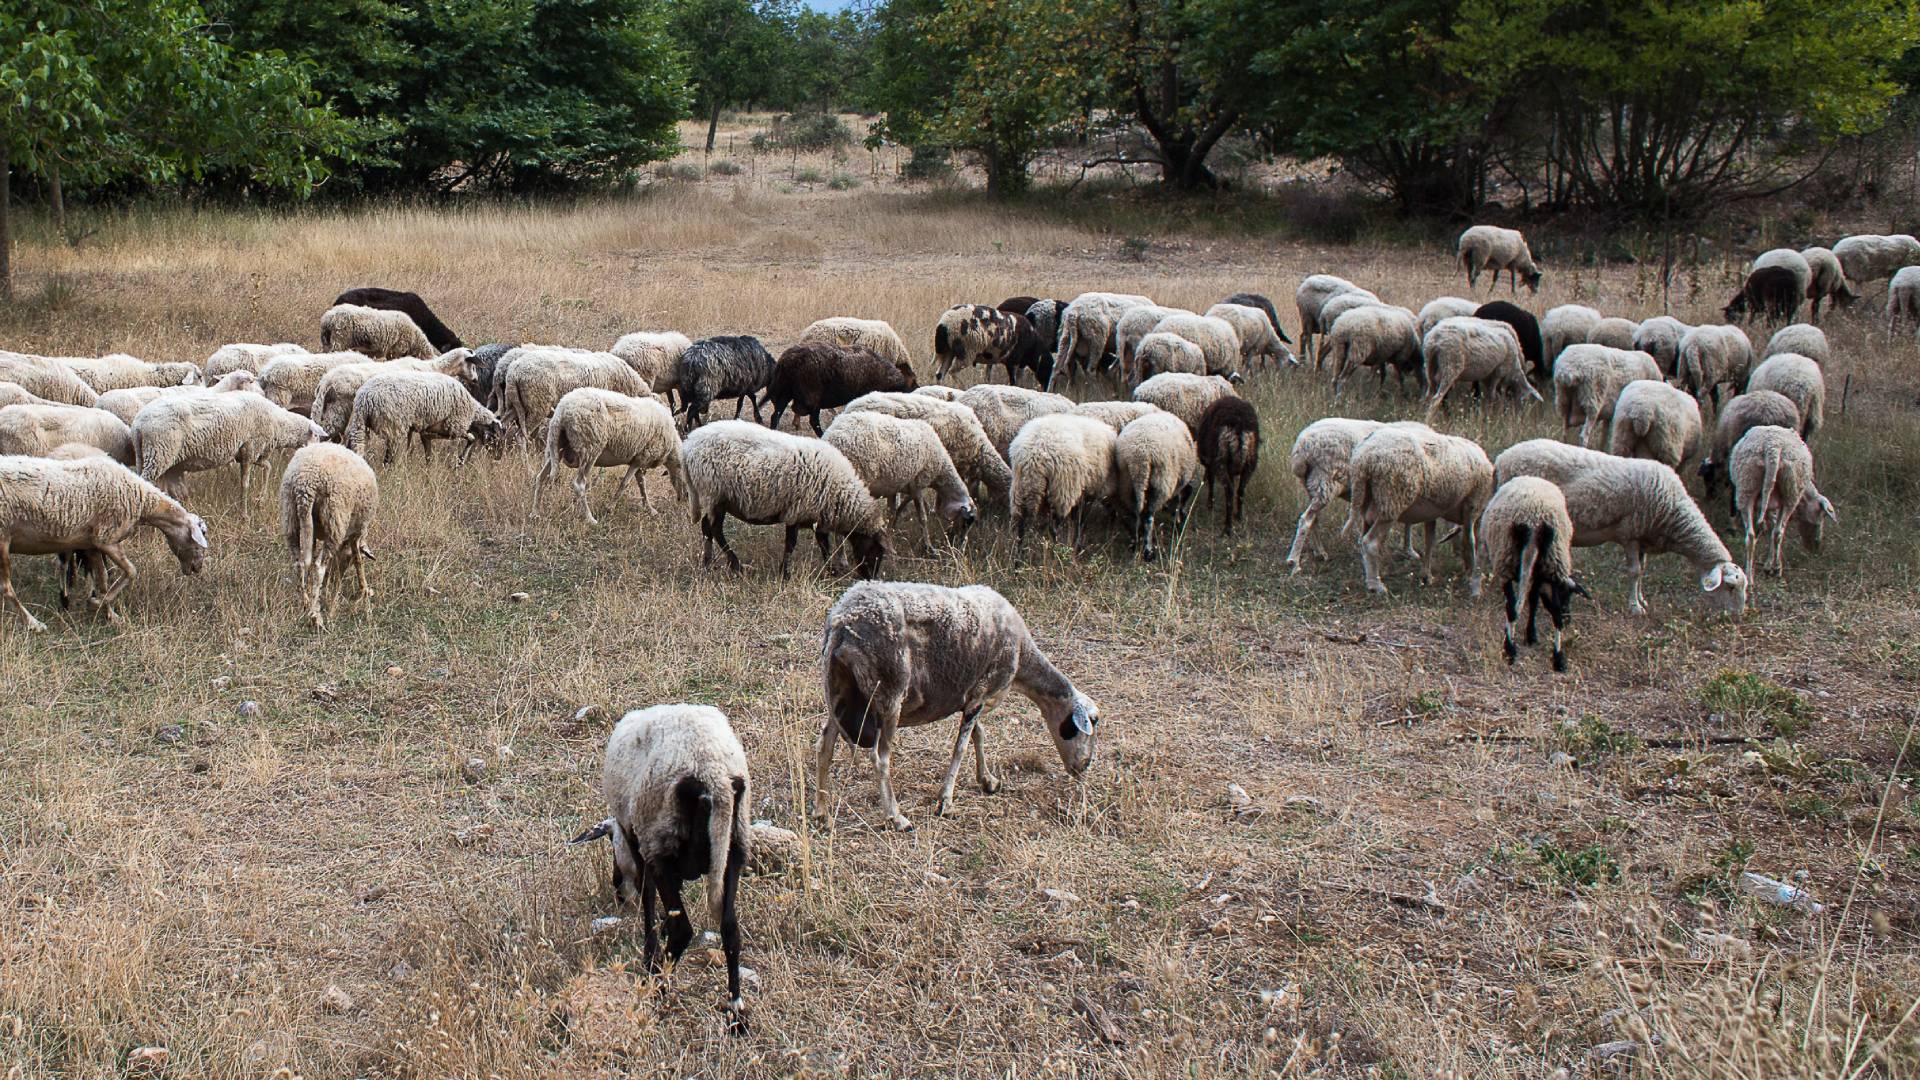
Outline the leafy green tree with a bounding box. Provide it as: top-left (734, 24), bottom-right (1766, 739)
top-left (671, 0), bottom-right (788, 151)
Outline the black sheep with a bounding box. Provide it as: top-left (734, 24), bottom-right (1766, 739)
top-left (466, 342), bottom-right (511, 406)
top-left (1195, 396), bottom-right (1261, 535)
top-left (1474, 300), bottom-right (1546, 378)
top-left (1724, 266), bottom-right (1802, 323)
top-left (766, 343), bottom-right (917, 435)
top-left (679, 336), bottom-right (777, 429)
top-left (1221, 292), bottom-right (1293, 344)
top-left (333, 287), bottom-right (463, 352)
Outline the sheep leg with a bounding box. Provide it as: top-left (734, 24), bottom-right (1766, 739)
top-left (936, 708), bottom-right (984, 816)
top-left (572, 460), bottom-right (599, 525)
top-left (93, 543), bottom-right (138, 613)
top-left (971, 716), bottom-right (999, 792)
top-left (627, 468), bottom-right (655, 514)
top-left (1502, 579), bottom-right (1520, 664)
top-left (637, 859), bottom-right (662, 973)
top-left (350, 544), bottom-right (374, 607)
top-left (1286, 490), bottom-right (1328, 573)
top-left (780, 525), bottom-right (801, 580)
top-left (1232, 471), bottom-right (1253, 535)
top-left (1359, 521), bottom-right (1391, 595)
top-left (1419, 521), bottom-right (1438, 585)
top-left (657, 876), bottom-right (695, 962)
top-left (1739, 499), bottom-right (1758, 580)
top-left (1461, 516), bottom-right (1481, 597)
top-left (1548, 593), bottom-right (1571, 673)
top-left (809, 410), bottom-right (824, 437)
top-left (811, 713), bottom-right (840, 824)
top-left (873, 723), bottom-right (913, 831)
top-left (306, 546), bottom-right (330, 628)
top-left (719, 840), bottom-right (747, 1035)
top-left (0, 543), bottom-right (47, 633)
top-left (706, 513), bottom-right (743, 573)
top-left (1624, 543), bottom-right (1648, 614)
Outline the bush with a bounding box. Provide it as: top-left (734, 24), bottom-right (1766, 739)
top-left (769, 113), bottom-right (854, 152)
top-left (708, 159), bottom-right (743, 176)
top-left (794, 166), bottom-right (826, 184)
top-left (1277, 184), bottom-right (1369, 245)
top-left (653, 161), bottom-right (702, 181)
top-left (1700, 669), bottom-right (1811, 738)
top-left (901, 145), bottom-right (955, 183)
top-left (826, 172), bottom-right (862, 191)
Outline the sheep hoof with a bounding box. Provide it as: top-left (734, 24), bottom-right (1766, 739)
top-left (1365, 582), bottom-right (1389, 596)
top-left (887, 813), bottom-right (914, 832)
top-left (980, 775), bottom-right (1001, 794)
top-left (723, 1004), bottom-right (748, 1036)
top-left (934, 798), bottom-right (954, 817)
top-left (23, 616), bottom-right (48, 633)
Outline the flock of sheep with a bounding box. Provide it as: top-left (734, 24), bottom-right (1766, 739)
top-left (0, 219), bottom-right (1887, 1027)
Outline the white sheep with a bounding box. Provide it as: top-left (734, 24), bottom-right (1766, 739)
top-left (1676, 324), bottom-right (1755, 410)
top-left (912, 385), bottom-right (965, 402)
top-left (309, 351), bottom-right (478, 439)
top-left (1422, 316), bottom-right (1539, 421)
top-left (818, 582), bottom-right (1097, 831)
top-left (1009, 413), bottom-right (1118, 552)
top-left (1750, 248), bottom-right (1813, 301)
top-left (131, 391), bottom-right (327, 497)
top-left (533, 388), bottom-right (686, 524)
top-left (842, 391), bottom-right (1011, 507)
top-left (1762, 323), bottom-right (1830, 367)
top-left (822, 411), bottom-right (976, 540)
top-left (1131, 372), bottom-right (1238, 434)
top-left (1494, 439), bottom-right (1748, 615)
top-left (279, 442), bottom-right (378, 628)
top-left (1889, 266), bottom-right (1920, 332)
top-left (57, 354), bottom-right (202, 393)
top-left (1113, 303), bottom-right (1189, 381)
top-left (95, 370), bottom-right (261, 426)
top-left (1295, 275), bottom-right (1376, 366)
top-left (1552, 344), bottom-right (1662, 446)
top-left (0, 382), bottom-right (60, 410)
top-left (1205, 302), bottom-right (1294, 370)
top-left (681, 421), bottom-right (890, 578)
top-left (1699, 390), bottom-right (1801, 497)
top-left (1540, 305), bottom-right (1602, 372)
top-left (0, 403), bottom-right (134, 464)
top-left (0, 352), bottom-right (100, 406)
top-left (1456, 225), bottom-right (1543, 293)
top-left (258, 350), bottom-right (382, 414)
top-left (319, 303), bottom-right (437, 360)
top-left (1344, 426), bottom-right (1493, 595)
top-left (1115, 411), bottom-right (1199, 560)
top-left (1587, 317), bottom-right (1640, 351)
top-left (1730, 425), bottom-right (1836, 578)
top-left (1607, 379), bottom-right (1703, 472)
top-left (1325, 305), bottom-right (1422, 394)
top-left (1151, 313), bottom-right (1241, 378)
top-left (610, 331), bottom-right (693, 401)
top-left (205, 342), bottom-right (307, 381)
top-left (345, 370), bottom-right (502, 466)
top-left (1287, 417), bottom-right (1429, 573)
top-left (958, 383), bottom-right (1075, 459)
top-left (1132, 331), bottom-right (1207, 380)
top-left (1479, 476), bottom-right (1585, 672)
top-left (799, 317), bottom-right (914, 370)
top-left (1833, 233), bottom-right (1920, 287)
top-left (500, 348), bottom-right (648, 440)
top-left (1632, 316), bottom-right (1691, 377)
top-left (1069, 399), bottom-right (1160, 432)
top-left (1745, 353), bottom-right (1824, 441)
top-left (1052, 292), bottom-right (1153, 387)
top-left (1800, 247), bottom-right (1856, 319)
top-left (1416, 297), bottom-right (1480, 342)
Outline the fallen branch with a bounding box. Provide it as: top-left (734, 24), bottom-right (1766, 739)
top-left (1321, 632), bottom-right (1427, 650)
top-left (1451, 731), bottom-right (1761, 749)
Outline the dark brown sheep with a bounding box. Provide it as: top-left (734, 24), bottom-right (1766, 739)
top-left (1723, 267), bottom-right (1803, 323)
top-left (766, 343), bottom-right (916, 435)
top-left (1195, 396), bottom-right (1261, 535)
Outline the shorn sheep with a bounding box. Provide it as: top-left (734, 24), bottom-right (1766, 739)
top-left (1325, 305), bottom-right (1422, 394)
top-left (311, 352), bottom-right (479, 439)
top-left (1115, 411), bottom-right (1200, 560)
top-left (1676, 324), bottom-right (1755, 410)
top-left (1422, 316), bottom-right (1539, 420)
top-left (1416, 297), bottom-right (1480, 342)
top-left (1552, 344), bottom-right (1661, 447)
top-left (679, 336), bottom-right (777, 429)
top-left (1800, 247), bottom-right (1857, 319)
top-left (1746, 353), bottom-right (1825, 440)
top-left (1833, 233), bottom-right (1920, 288)
top-left (681, 421), bottom-right (889, 579)
top-left (1345, 426), bottom-right (1493, 596)
top-left (1009, 414), bottom-right (1118, 553)
top-left (1456, 225), bottom-right (1543, 293)
top-left (1699, 390), bottom-right (1801, 497)
top-left (1479, 476), bottom-right (1587, 672)
top-left (1295, 275), bottom-right (1376, 365)
top-left (1474, 300), bottom-right (1546, 377)
top-left (1608, 379), bottom-right (1703, 472)
top-left (1587, 317), bottom-right (1640, 351)
top-left (279, 442), bottom-right (379, 628)
top-left (1540, 305), bottom-right (1602, 374)
top-left (0, 403), bottom-right (134, 464)
top-left (799, 317), bottom-right (914, 370)
top-left (819, 581), bottom-right (1098, 831)
top-left (766, 342), bottom-right (915, 435)
top-left (333, 287), bottom-right (463, 353)
top-left (501, 348), bottom-right (647, 439)
top-left (1194, 396), bottom-right (1260, 536)
top-left (822, 411), bottom-right (976, 541)
top-left (0, 453), bottom-right (208, 631)
top-left (131, 392), bottom-right (328, 497)
top-left (1285, 417), bottom-right (1416, 572)
top-left (345, 370), bottom-right (502, 465)
top-left (319, 303), bottom-right (438, 360)
top-left (841, 392), bottom-right (1012, 508)
top-left (534, 388), bottom-right (687, 524)
top-left (1132, 372), bottom-right (1238, 435)
top-left (1730, 426), bottom-right (1836, 578)
top-left (1889, 266), bottom-right (1920, 333)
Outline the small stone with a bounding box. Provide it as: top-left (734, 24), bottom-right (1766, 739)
top-left (432, 668), bottom-right (449, 679)
top-left (461, 757), bottom-right (488, 782)
top-left (573, 705), bottom-right (601, 722)
top-left (236, 626), bottom-right (253, 637)
top-left (1226, 783), bottom-right (1252, 808)
top-left (210, 676), bottom-right (232, 691)
top-left (740, 965), bottom-right (761, 991)
top-left (155, 725), bottom-right (184, 745)
top-left (495, 745), bottom-right (514, 762)
top-left (128, 1047), bottom-right (169, 1069)
top-left (236, 701), bottom-right (263, 719)
top-left (1549, 751), bottom-right (1576, 769)
top-left (507, 592), bottom-right (531, 603)
top-left (386, 665), bottom-right (404, 677)
top-left (1208, 919), bottom-right (1231, 936)
top-left (591, 916), bottom-right (623, 935)
top-left (1041, 888), bottom-right (1079, 904)
top-left (453, 823), bottom-right (494, 847)
top-left (320, 984), bottom-right (354, 1014)
top-left (363, 885), bottom-right (391, 903)
top-left (388, 960), bottom-right (413, 981)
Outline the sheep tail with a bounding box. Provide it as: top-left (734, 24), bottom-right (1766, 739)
top-left (1760, 445), bottom-right (1784, 521)
top-left (1342, 467), bottom-right (1371, 538)
top-left (701, 772), bottom-right (744, 927)
top-left (1512, 521), bottom-right (1540, 619)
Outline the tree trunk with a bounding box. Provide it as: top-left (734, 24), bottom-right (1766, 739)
top-left (705, 101), bottom-right (722, 153)
top-left (48, 161), bottom-right (64, 238)
top-left (0, 141), bottom-right (11, 301)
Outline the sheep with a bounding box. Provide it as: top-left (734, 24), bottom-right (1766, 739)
top-left (1800, 247), bottom-right (1857, 319)
top-left (279, 442), bottom-right (379, 628)
top-left (997, 295), bottom-right (1040, 316)
top-left (502, 348), bottom-right (648, 439)
top-left (466, 343), bottom-right (512, 408)
top-left (1220, 292), bottom-right (1291, 344)
top-left (1422, 316), bottom-right (1540, 421)
top-left (131, 392), bottom-right (328, 497)
top-left (1632, 316), bottom-right (1692, 377)
top-left (1287, 417), bottom-right (1394, 571)
top-left (1112, 303), bottom-right (1189, 382)
top-left (1009, 414), bottom-right (1119, 552)
top-left (319, 303), bottom-right (440, 360)
top-left (678, 336), bottom-right (777, 430)
top-left (1494, 439), bottom-right (1748, 615)
top-left (311, 351), bottom-right (481, 439)
top-left (842, 391), bottom-right (1012, 507)
top-left (533, 388), bottom-right (686, 525)
top-left (0, 382), bottom-right (60, 410)
top-left (1587, 317), bottom-right (1640, 350)
top-left (205, 342), bottom-right (306, 381)
top-left (345, 370), bottom-right (503, 466)
top-left (913, 385), bottom-right (965, 402)
top-left (1552, 344), bottom-right (1662, 446)
top-left (333, 287), bottom-right (463, 353)
top-left (1115, 411), bottom-right (1199, 560)
top-left (1416, 297), bottom-right (1481, 343)
top-left (1699, 390), bottom-right (1801, 497)
top-left (611, 331), bottom-right (694, 403)
top-left (1052, 292), bottom-right (1153, 386)
top-left (258, 350), bottom-right (382, 414)
top-left (1730, 425), bottom-right (1836, 578)
top-left (1746, 353), bottom-right (1825, 441)
top-left (95, 370), bottom-right (261, 426)
top-left (58, 354), bottom-right (202, 393)
top-left (0, 453), bottom-right (209, 631)
top-left (1676, 324), bottom-right (1755, 410)
top-left (681, 420), bottom-right (890, 578)
top-left (1069, 400), bottom-right (1160, 433)
top-left (1608, 379), bottom-right (1703, 472)
top-left (767, 343), bottom-right (915, 435)
top-left (1194, 396), bottom-right (1260, 537)
top-left (1324, 304), bottom-right (1421, 394)
top-left (958, 383), bottom-right (1075, 459)
top-left (1295, 275), bottom-right (1376, 366)
top-left (1724, 265), bottom-right (1803, 323)
top-left (1832, 233), bottom-right (1920, 288)
top-left (1456, 225), bottom-right (1543, 293)
top-left (1133, 331), bottom-right (1207, 380)
top-left (0, 352), bottom-right (100, 406)
top-left (1479, 477), bottom-right (1586, 672)
top-left (1474, 300), bottom-right (1546, 377)
top-left (819, 581), bottom-right (1098, 832)
top-left (1762, 324), bottom-right (1830, 367)
top-left (799, 317), bottom-right (914, 370)
top-left (1345, 426), bottom-right (1493, 595)
top-left (1316, 292), bottom-right (1388, 346)
top-left (1889, 266), bottom-right (1920, 333)
top-left (1206, 303), bottom-right (1293, 370)
top-left (0, 404), bottom-right (134, 464)
top-left (1732, 249), bottom-right (1813, 320)
top-left (1152, 313), bottom-right (1242, 378)
top-left (1132, 372), bottom-right (1238, 435)
top-left (1540, 305), bottom-right (1602, 374)
top-left (824, 411), bottom-right (975, 541)
top-left (592, 704), bottom-right (752, 1031)
top-left (932, 304), bottom-right (1046, 387)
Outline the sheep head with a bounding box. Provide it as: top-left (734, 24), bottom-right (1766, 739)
top-left (1041, 689), bottom-right (1100, 777)
top-left (1793, 487), bottom-right (1837, 552)
top-left (1699, 561), bottom-right (1749, 616)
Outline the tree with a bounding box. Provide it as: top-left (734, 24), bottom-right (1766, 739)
top-left (669, 0), bottom-right (788, 152)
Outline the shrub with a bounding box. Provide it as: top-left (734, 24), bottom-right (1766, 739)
top-left (1700, 669), bottom-right (1811, 738)
top-left (794, 166), bottom-right (826, 185)
top-left (901, 145), bottom-right (955, 183)
top-left (1533, 841), bottom-right (1620, 889)
top-left (1559, 714), bottom-right (1643, 757)
top-left (770, 113), bottom-right (854, 152)
top-left (826, 172), bottom-right (862, 191)
top-left (708, 159), bottom-right (743, 176)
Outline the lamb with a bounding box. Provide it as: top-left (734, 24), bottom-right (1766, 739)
top-left (501, 348), bottom-right (648, 439)
top-left (278, 442), bottom-right (378, 628)
top-left (1111, 303), bottom-right (1188, 383)
top-left (1220, 292), bottom-right (1291, 344)
top-left (1132, 332), bottom-right (1207, 381)
top-left (610, 331), bottom-right (694, 402)
top-left (1730, 425), bottom-right (1836, 578)
top-left (1205, 303), bottom-right (1293, 370)
top-left (1295, 275), bottom-right (1376, 366)
top-left (1888, 266), bottom-right (1920, 332)
top-left (0, 352), bottom-right (100, 406)
top-left (1587, 317), bottom-right (1640, 351)
top-left (1608, 379), bottom-right (1703, 472)
top-left (1493, 439), bottom-right (1748, 615)
top-left (958, 383), bottom-right (1075, 459)
top-left (1131, 372), bottom-right (1238, 435)
top-left (1676, 324), bottom-right (1755, 410)
top-left (205, 342), bottom-right (307, 381)
top-left (58, 354), bottom-right (202, 393)
top-left (1115, 411), bottom-right (1200, 560)
top-left (1552, 344), bottom-right (1662, 446)
top-left (767, 343), bottom-right (915, 435)
top-left (1540, 305), bottom-right (1602, 374)
top-left (319, 303), bottom-right (438, 360)
top-left (1456, 225), bottom-right (1543, 293)
top-left (592, 704), bottom-right (752, 1031)
top-left (681, 421), bottom-right (889, 579)
top-left (1051, 292), bottom-right (1153, 386)
top-left (131, 392), bottom-right (328, 497)
top-left (1800, 247), bottom-right (1857, 319)
top-left (0, 404), bottom-right (134, 464)
top-left (1344, 426), bottom-right (1493, 595)
top-left (1832, 233), bottom-right (1920, 288)
top-left (1152, 313), bottom-right (1242, 378)
top-left (258, 350), bottom-right (382, 414)
top-left (1009, 414), bottom-right (1119, 552)
top-left (678, 336), bottom-right (777, 429)
top-left (533, 388), bottom-right (686, 525)
top-left (0, 454), bottom-right (208, 631)
top-left (1479, 477), bottom-right (1586, 672)
top-left (799, 317), bottom-right (914, 370)
top-left (818, 581), bottom-right (1098, 832)
top-left (345, 370), bottom-right (503, 466)
top-left (1422, 316), bottom-right (1540, 420)
top-left (95, 370), bottom-right (261, 425)
top-left (841, 392), bottom-right (1012, 506)
top-left (1762, 324), bottom-right (1831, 367)
top-left (1069, 399), bottom-right (1160, 432)
top-left (333, 287), bottom-right (463, 353)
top-left (311, 351), bottom-right (481, 439)
top-left (1194, 396), bottom-right (1260, 537)
top-left (0, 382), bottom-right (60, 410)
top-left (1699, 390), bottom-right (1801, 496)
top-left (1724, 265), bottom-right (1803, 322)
top-left (824, 411), bottom-right (976, 541)
top-left (1324, 304), bottom-right (1422, 394)
top-left (1745, 353), bottom-right (1825, 440)
top-left (1416, 297), bottom-right (1480, 342)
top-left (932, 305), bottom-right (1045, 386)
top-left (1632, 316), bottom-right (1692, 376)
top-left (1474, 300), bottom-right (1546, 377)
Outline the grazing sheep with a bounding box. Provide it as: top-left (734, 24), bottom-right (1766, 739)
top-left (679, 336), bottom-right (777, 430)
top-left (1069, 400), bottom-right (1160, 433)
top-left (1494, 439), bottom-right (1748, 615)
top-left (487, 343), bottom-right (581, 411)
top-left (1730, 425), bottom-right (1836, 578)
top-left (823, 411), bottom-right (976, 541)
top-left (611, 331), bottom-right (693, 402)
top-left (131, 392), bottom-right (327, 497)
top-left (502, 348), bottom-right (649, 439)
top-left (533, 388), bottom-right (686, 525)
top-left (1152, 313), bottom-right (1242, 378)
top-left (1540, 305), bottom-right (1602, 374)
top-left (1587, 317), bottom-right (1640, 350)
top-left (767, 343), bottom-right (915, 435)
top-left (0, 404), bottom-right (134, 464)
top-left (1800, 247), bottom-right (1857, 319)
top-left (205, 342), bottom-right (307, 381)
top-left (1194, 396), bottom-right (1260, 537)
top-left (1286, 417), bottom-right (1400, 571)
top-left (345, 370), bottom-right (503, 466)
top-left (1552, 344), bottom-right (1662, 446)
top-left (1115, 411), bottom-right (1200, 560)
top-left (1422, 316), bottom-right (1540, 420)
top-left (1220, 292), bottom-right (1291, 343)
top-left (1133, 332), bottom-right (1207, 381)
top-left (0, 382), bottom-right (60, 410)
top-left (681, 421), bottom-right (889, 579)
top-left (1416, 297), bottom-right (1481, 342)
top-left (95, 370), bottom-right (260, 426)
top-left (1009, 414), bottom-right (1118, 552)
top-left (310, 351), bottom-right (481, 439)
top-left (279, 442), bottom-right (378, 628)
top-left (1456, 225), bottom-right (1543, 293)
top-left (334, 287), bottom-right (463, 353)
top-left (1480, 477), bottom-right (1586, 672)
top-left (1762, 324), bottom-right (1830, 367)
top-left (319, 303), bottom-right (437, 360)
top-left (1608, 380), bottom-right (1703, 472)
top-left (1113, 303), bottom-right (1189, 382)
top-left (842, 392), bottom-right (1011, 507)
top-left (258, 350), bottom-right (382, 414)
top-left (1206, 303), bottom-right (1293, 370)
top-left (1888, 266), bottom-right (1920, 332)
top-left (1676, 324), bottom-right (1755, 410)
top-left (958, 383), bottom-right (1075, 459)
top-left (1345, 426), bottom-right (1493, 595)
top-left (0, 453), bottom-right (208, 631)
top-left (1474, 300), bottom-right (1546, 378)
top-left (799, 317), bottom-right (914, 370)
top-left (593, 704), bottom-right (752, 1031)
top-left (819, 581), bottom-right (1098, 831)
top-left (0, 353), bottom-right (100, 406)
top-left (58, 354), bottom-right (202, 393)
top-left (1316, 292), bottom-right (1388, 348)
top-left (1132, 372), bottom-right (1238, 435)
top-left (1746, 353), bottom-right (1825, 440)
top-left (914, 385), bottom-right (965, 401)
top-left (1632, 316), bottom-right (1691, 377)
top-left (1724, 265), bottom-right (1803, 323)
top-left (1833, 233), bottom-right (1920, 288)
top-left (1052, 292), bottom-right (1153, 386)
top-left (1295, 275), bottom-right (1376, 366)
top-left (1699, 390), bottom-right (1801, 497)
top-left (1324, 305), bottom-right (1422, 394)
top-left (932, 304), bottom-right (1046, 387)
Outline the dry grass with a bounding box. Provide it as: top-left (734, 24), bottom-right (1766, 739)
top-left (3, 185), bottom-right (1920, 1079)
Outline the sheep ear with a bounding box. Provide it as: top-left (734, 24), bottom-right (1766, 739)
top-left (1069, 693), bottom-right (1097, 735)
top-left (1820, 496), bottom-right (1837, 523)
top-left (1700, 564), bottom-right (1725, 591)
top-left (188, 515), bottom-right (209, 549)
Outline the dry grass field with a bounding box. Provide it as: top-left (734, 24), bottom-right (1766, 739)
top-left (3, 177), bottom-right (1920, 1079)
